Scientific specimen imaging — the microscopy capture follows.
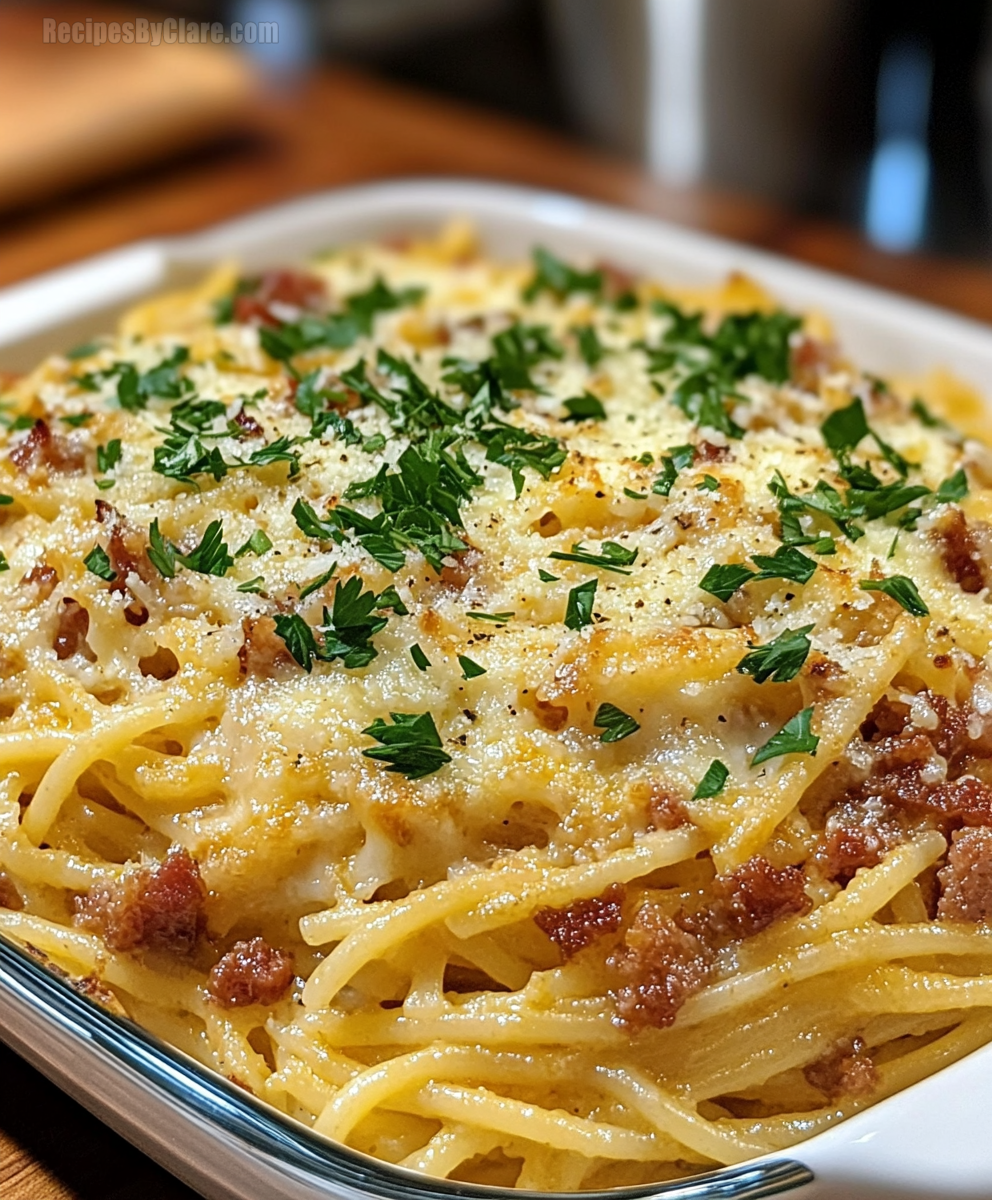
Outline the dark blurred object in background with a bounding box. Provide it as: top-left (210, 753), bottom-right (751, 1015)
top-left (313, 0), bottom-right (992, 260)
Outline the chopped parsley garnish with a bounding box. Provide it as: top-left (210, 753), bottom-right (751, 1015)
top-left (80, 347), bottom-right (192, 410)
top-left (259, 278), bottom-right (424, 363)
top-left (538, 569), bottom-right (559, 582)
top-left (937, 468), bottom-right (968, 503)
top-left (593, 702), bottom-right (640, 743)
top-left (274, 576), bottom-right (405, 671)
top-left (697, 474), bottom-right (720, 491)
top-left (152, 398), bottom-right (301, 486)
top-left (550, 541), bottom-right (637, 575)
top-left (859, 575), bottom-right (929, 617)
top-left (0, 552), bottom-right (8, 572)
top-left (96, 440), bottom-right (121, 473)
top-left (562, 392), bottom-right (606, 422)
top-left (237, 576), bottom-right (265, 594)
top-left (61, 412), bottom-right (94, 428)
top-left (177, 521), bottom-right (234, 576)
top-left (652, 444), bottom-right (697, 496)
top-left (644, 305), bottom-right (800, 438)
top-left (736, 625), bottom-right (814, 684)
top-left (692, 760), bottom-right (729, 800)
top-left (235, 529), bottom-right (273, 558)
top-left (66, 341), bottom-right (101, 360)
top-left (466, 610), bottom-right (514, 624)
top-left (147, 520), bottom-right (177, 578)
top-left (298, 564), bottom-right (337, 602)
top-left (698, 563), bottom-right (758, 603)
top-left (458, 654), bottom-right (486, 679)
top-left (574, 324), bottom-right (605, 367)
top-left (410, 644), bottom-right (430, 671)
top-left (624, 488), bottom-right (648, 500)
top-left (910, 397), bottom-right (950, 430)
top-left (84, 545), bottom-right (116, 581)
top-left (292, 498), bottom-right (339, 541)
top-left (700, 545), bottom-right (817, 601)
top-left (522, 247), bottom-right (602, 302)
top-left (146, 519), bottom-right (233, 579)
top-left (563, 578), bottom-right (597, 630)
top-left (821, 398), bottom-right (911, 479)
top-left (362, 711), bottom-right (451, 779)
top-left (0, 495), bottom-right (12, 506)
top-left (752, 707), bottom-right (819, 766)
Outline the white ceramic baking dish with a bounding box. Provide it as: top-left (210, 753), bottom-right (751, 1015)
top-left (1, 179), bottom-right (991, 1200)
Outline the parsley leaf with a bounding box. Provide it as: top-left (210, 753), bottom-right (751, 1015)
top-left (410, 644), bottom-right (430, 671)
top-left (84, 545), bottom-right (116, 581)
top-left (550, 541), bottom-right (638, 575)
top-left (697, 474), bottom-right (720, 491)
top-left (563, 578), bottom-right (597, 630)
top-left (538, 569), bottom-right (559, 582)
top-left (752, 706), bottom-right (819, 766)
top-left (593, 702), bottom-right (640, 743)
top-left (112, 347), bottom-right (192, 411)
top-left (235, 529), bottom-right (272, 558)
top-left (574, 324), bottom-right (605, 366)
top-left (562, 392), bottom-right (606, 422)
top-left (362, 711), bottom-right (451, 779)
top-left (750, 545), bottom-right (818, 585)
top-left (292, 498), bottom-right (339, 542)
top-left (147, 520), bottom-right (177, 579)
top-left (316, 575), bottom-right (390, 668)
top-left (736, 625), bottom-right (814, 684)
top-left (67, 341), bottom-right (101, 361)
top-left (651, 443), bottom-right (697, 497)
top-left (298, 564), bottom-right (337, 601)
top-left (61, 412), bottom-right (94, 428)
top-left (937, 468), bottom-right (968, 503)
top-left (911, 397), bottom-right (950, 430)
top-left (458, 654), bottom-right (486, 679)
top-left (466, 611), bottom-right (514, 624)
top-left (177, 521), bottom-right (234, 576)
top-left (523, 247), bottom-right (602, 302)
top-left (272, 614), bottom-right (320, 671)
top-left (692, 760), bottom-right (729, 800)
top-left (859, 575), bottom-right (930, 617)
top-left (96, 440), bottom-right (121, 473)
top-left (699, 562), bottom-right (757, 603)
top-left (237, 576), bottom-right (265, 594)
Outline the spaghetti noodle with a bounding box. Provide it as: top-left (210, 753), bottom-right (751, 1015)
top-left (1, 222), bottom-right (992, 1188)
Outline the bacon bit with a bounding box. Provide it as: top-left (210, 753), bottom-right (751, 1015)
top-left (96, 501), bottom-right (156, 591)
top-left (611, 904), bottom-right (713, 1030)
top-left (937, 827), bottom-right (992, 922)
top-left (0, 870), bottom-right (23, 910)
top-left (238, 615), bottom-right (293, 677)
top-left (54, 598), bottom-right (95, 661)
top-left (437, 547), bottom-right (483, 593)
top-left (790, 336), bottom-right (839, 392)
top-left (233, 408), bottom-right (264, 439)
top-left (532, 697), bottom-right (569, 732)
top-left (932, 508), bottom-right (987, 595)
top-left (9, 419), bottom-right (86, 476)
top-left (207, 937), bottom-right (295, 1008)
top-left (21, 562), bottom-right (59, 601)
top-left (534, 884), bottom-right (625, 960)
top-left (818, 798), bottom-right (903, 884)
top-left (647, 789), bottom-right (689, 831)
top-left (75, 847), bottom-right (206, 955)
top-left (804, 1037), bottom-right (878, 1101)
top-left (709, 857), bottom-right (810, 938)
top-left (234, 269), bottom-right (327, 326)
top-left (697, 440), bottom-right (731, 463)
top-left (595, 260), bottom-right (637, 300)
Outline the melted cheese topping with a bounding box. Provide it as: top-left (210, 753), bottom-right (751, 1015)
top-left (2, 226), bottom-right (992, 1189)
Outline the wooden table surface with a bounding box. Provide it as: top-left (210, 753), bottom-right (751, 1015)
top-left (3, 58), bottom-right (992, 1200)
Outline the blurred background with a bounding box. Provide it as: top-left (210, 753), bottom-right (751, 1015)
top-left (4, 0), bottom-right (992, 311)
